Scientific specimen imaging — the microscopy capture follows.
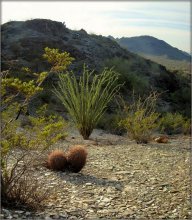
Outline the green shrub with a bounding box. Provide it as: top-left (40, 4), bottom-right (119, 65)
top-left (159, 112), bottom-right (191, 135)
top-left (53, 66), bottom-right (121, 139)
top-left (104, 57), bottom-right (149, 94)
top-left (1, 47), bottom-right (72, 210)
top-left (169, 71), bottom-right (191, 118)
top-left (170, 87), bottom-right (191, 118)
top-left (119, 92), bottom-right (160, 143)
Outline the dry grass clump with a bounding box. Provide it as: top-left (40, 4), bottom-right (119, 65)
top-left (2, 170), bottom-right (50, 211)
top-left (1, 148), bottom-right (52, 211)
top-left (66, 145), bottom-right (88, 173)
top-left (47, 150), bottom-right (68, 171)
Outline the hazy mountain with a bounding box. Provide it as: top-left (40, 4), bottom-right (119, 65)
top-left (113, 35), bottom-right (191, 62)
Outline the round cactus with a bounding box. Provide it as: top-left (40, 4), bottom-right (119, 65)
top-left (47, 150), bottom-right (68, 171)
top-left (66, 145), bottom-right (88, 173)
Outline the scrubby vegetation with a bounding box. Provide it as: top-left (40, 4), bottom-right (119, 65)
top-left (1, 163), bottom-right (50, 210)
top-left (169, 71), bottom-right (191, 118)
top-left (1, 47), bottom-right (71, 210)
top-left (104, 56), bottom-right (191, 119)
top-left (141, 54), bottom-right (191, 74)
top-left (159, 112), bottom-right (191, 135)
top-left (119, 92), bottom-right (160, 143)
top-left (104, 57), bottom-right (150, 94)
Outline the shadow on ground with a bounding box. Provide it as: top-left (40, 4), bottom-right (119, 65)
top-left (55, 172), bottom-right (124, 190)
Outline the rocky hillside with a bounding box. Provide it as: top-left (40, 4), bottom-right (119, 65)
top-left (1, 19), bottom-right (190, 116)
top-left (110, 35), bottom-right (191, 62)
top-left (2, 19), bottom-right (178, 74)
top-left (1, 19), bottom-right (134, 73)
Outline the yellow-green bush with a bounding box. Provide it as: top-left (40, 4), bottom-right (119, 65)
top-left (119, 92), bottom-right (160, 143)
top-left (159, 112), bottom-right (191, 135)
top-left (1, 47), bottom-right (72, 210)
top-left (43, 47), bottom-right (74, 72)
top-left (120, 109), bottom-right (159, 143)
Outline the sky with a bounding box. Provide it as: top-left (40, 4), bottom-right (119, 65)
top-left (1, 1), bottom-right (191, 53)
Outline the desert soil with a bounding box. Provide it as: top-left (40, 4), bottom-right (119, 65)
top-left (1, 129), bottom-right (191, 219)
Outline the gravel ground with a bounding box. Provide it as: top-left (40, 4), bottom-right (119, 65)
top-left (1, 129), bottom-right (191, 219)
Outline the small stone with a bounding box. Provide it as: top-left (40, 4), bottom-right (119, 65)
top-left (170, 190), bottom-right (179, 193)
top-left (145, 199), bottom-right (155, 206)
top-left (86, 214), bottom-right (98, 219)
top-left (115, 184), bottom-right (122, 191)
top-left (68, 216), bottom-right (78, 220)
top-left (115, 171), bottom-right (132, 175)
top-left (45, 217), bottom-right (53, 220)
top-left (102, 197), bottom-right (111, 203)
top-left (124, 185), bottom-right (134, 192)
top-left (163, 187), bottom-right (168, 192)
top-left (2, 209), bottom-right (10, 216)
top-left (106, 187), bottom-right (114, 194)
top-left (109, 166), bottom-right (115, 170)
top-left (160, 183), bottom-right (170, 187)
top-left (55, 205), bottom-right (63, 208)
top-left (25, 212), bottom-right (31, 216)
top-left (15, 210), bottom-right (24, 214)
top-left (53, 214), bottom-right (60, 219)
top-left (124, 209), bottom-right (135, 216)
top-left (85, 183), bottom-right (92, 186)
top-left (97, 209), bottom-right (109, 214)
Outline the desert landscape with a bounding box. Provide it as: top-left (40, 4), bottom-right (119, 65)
top-left (1, 2), bottom-right (191, 219)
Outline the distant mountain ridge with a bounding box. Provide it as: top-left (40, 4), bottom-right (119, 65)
top-left (108, 35), bottom-right (191, 62)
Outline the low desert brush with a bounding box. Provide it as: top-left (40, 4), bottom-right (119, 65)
top-left (159, 112), bottom-right (191, 135)
top-left (119, 91), bottom-right (160, 143)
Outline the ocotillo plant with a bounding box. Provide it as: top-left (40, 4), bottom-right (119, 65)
top-left (53, 66), bottom-right (121, 139)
